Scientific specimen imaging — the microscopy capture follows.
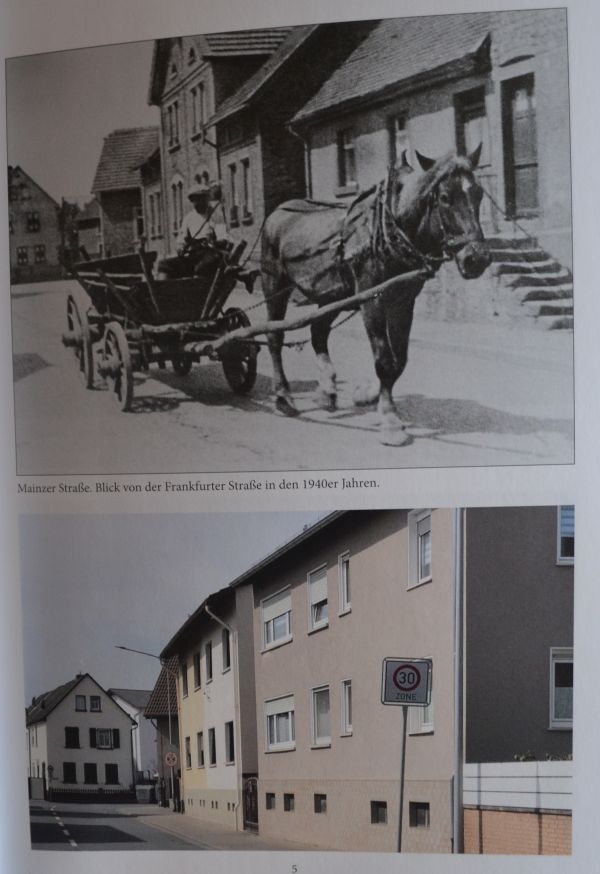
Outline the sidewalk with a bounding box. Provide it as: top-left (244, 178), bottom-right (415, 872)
top-left (136, 807), bottom-right (321, 851)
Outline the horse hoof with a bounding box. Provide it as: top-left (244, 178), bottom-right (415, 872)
top-left (318, 391), bottom-right (337, 412)
top-left (276, 396), bottom-right (300, 417)
top-left (380, 425), bottom-right (410, 447)
top-left (353, 385), bottom-right (379, 407)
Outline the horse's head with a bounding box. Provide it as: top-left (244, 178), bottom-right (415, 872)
top-left (402, 146), bottom-right (490, 279)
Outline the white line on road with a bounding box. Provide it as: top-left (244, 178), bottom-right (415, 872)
top-left (69, 839), bottom-right (77, 848)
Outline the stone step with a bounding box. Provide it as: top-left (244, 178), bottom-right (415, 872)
top-left (523, 300), bottom-right (573, 317)
top-left (485, 235), bottom-right (538, 250)
top-left (509, 271), bottom-right (572, 289)
top-left (488, 247), bottom-right (551, 263)
top-left (494, 259), bottom-right (562, 276)
top-left (536, 314), bottom-right (574, 331)
top-left (522, 288), bottom-right (573, 302)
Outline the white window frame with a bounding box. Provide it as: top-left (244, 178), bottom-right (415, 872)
top-left (96, 728), bottom-right (114, 750)
top-left (197, 731), bottom-right (205, 768)
top-left (265, 695), bottom-right (295, 752)
top-left (341, 679), bottom-right (352, 735)
top-left (222, 628), bottom-right (231, 672)
top-left (90, 696), bottom-right (101, 712)
top-left (549, 647), bottom-right (573, 730)
top-left (75, 695), bottom-right (86, 711)
top-left (311, 685), bottom-right (331, 747)
top-left (261, 586), bottom-right (292, 651)
top-left (308, 565), bottom-right (329, 632)
top-left (338, 552), bottom-right (351, 614)
top-left (557, 505), bottom-right (574, 565)
top-left (408, 509), bottom-right (433, 588)
top-left (224, 720), bottom-right (235, 764)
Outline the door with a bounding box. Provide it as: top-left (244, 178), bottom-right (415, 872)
top-left (503, 74), bottom-right (538, 217)
top-left (243, 776), bottom-right (259, 831)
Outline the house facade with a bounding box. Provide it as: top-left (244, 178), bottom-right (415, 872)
top-left (161, 584), bottom-right (257, 830)
top-left (144, 657), bottom-right (180, 807)
top-left (147, 29), bottom-right (293, 257)
top-left (292, 10), bottom-right (571, 270)
top-left (26, 673), bottom-right (135, 800)
top-left (8, 165), bottom-right (62, 283)
top-left (108, 688), bottom-right (154, 781)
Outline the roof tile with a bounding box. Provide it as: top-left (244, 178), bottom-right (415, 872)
top-left (92, 126), bottom-right (159, 193)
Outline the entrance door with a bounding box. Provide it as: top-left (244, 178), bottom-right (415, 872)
top-left (502, 74), bottom-right (538, 217)
top-left (243, 777), bottom-right (259, 831)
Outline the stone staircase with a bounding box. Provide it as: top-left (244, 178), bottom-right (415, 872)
top-left (487, 235), bottom-right (573, 330)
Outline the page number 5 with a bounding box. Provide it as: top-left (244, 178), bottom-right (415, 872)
top-left (292, 866), bottom-right (298, 873)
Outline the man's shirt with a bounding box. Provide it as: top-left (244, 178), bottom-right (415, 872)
top-left (177, 208), bottom-right (228, 248)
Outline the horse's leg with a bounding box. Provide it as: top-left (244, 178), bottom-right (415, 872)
top-left (361, 283), bottom-right (420, 446)
top-left (311, 310), bottom-right (339, 412)
top-left (264, 274), bottom-right (298, 417)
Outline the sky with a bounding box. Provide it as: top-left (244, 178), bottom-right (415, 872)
top-left (6, 39), bottom-right (158, 203)
top-left (19, 511), bottom-right (328, 703)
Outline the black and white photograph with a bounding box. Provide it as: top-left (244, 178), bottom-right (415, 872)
top-left (21, 508), bottom-right (574, 854)
top-left (8, 8), bottom-right (574, 475)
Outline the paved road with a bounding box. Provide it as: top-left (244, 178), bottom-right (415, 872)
top-left (30, 802), bottom-right (199, 851)
top-left (12, 276), bottom-right (574, 474)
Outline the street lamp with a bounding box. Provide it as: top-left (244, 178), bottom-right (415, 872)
top-left (115, 645), bottom-right (177, 808)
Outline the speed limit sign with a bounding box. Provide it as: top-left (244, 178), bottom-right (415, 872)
top-left (165, 751), bottom-right (178, 767)
top-left (381, 657), bottom-right (432, 705)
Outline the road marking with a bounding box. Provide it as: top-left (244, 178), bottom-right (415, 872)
top-left (62, 829), bottom-right (70, 835)
top-left (69, 839), bottom-right (77, 848)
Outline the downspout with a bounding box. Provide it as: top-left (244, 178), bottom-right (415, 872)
top-left (130, 721), bottom-right (137, 791)
top-left (204, 604), bottom-right (242, 831)
top-left (452, 508), bottom-right (465, 853)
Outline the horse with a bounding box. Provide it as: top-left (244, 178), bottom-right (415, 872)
top-left (260, 145), bottom-right (490, 445)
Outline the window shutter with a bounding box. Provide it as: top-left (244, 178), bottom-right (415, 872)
top-left (309, 567), bottom-right (328, 602)
top-left (89, 728), bottom-right (97, 748)
top-left (262, 588), bottom-right (291, 623)
top-left (113, 728), bottom-right (120, 749)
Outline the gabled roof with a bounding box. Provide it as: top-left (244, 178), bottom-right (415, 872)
top-left (91, 126), bottom-right (159, 194)
top-left (26, 673), bottom-right (136, 726)
top-left (108, 688), bottom-right (152, 710)
top-left (210, 25), bottom-right (317, 125)
top-left (160, 585), bottom-right (232, 659)
top-left (293, 12), bottom-right (492, 125)
top-left (8, 165), bottom-right (60, 208)
top-left (144, 657), bottom-right (179, 719)
top-left (148, 28), bottom-right (293, 106)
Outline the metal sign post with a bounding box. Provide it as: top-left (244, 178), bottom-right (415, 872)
top-left (382, 658), bottom-right (432, 853)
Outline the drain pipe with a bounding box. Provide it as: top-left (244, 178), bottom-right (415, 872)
top-left (204, 603), bottom-right (242, 831)
top-left (452, 508), bottom-right (465, 853)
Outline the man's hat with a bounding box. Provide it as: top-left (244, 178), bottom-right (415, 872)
top-left (188, 183), bottom-right (210, 200)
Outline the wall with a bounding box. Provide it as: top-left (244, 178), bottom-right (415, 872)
top-left (9, 168), bottom-right (61, 283)
top-left (464, 808), bottom-right (571, 855)
top-left (98, 189), bottom-right (142, 257)
top-left (252, 509), bottom-right (456, 852)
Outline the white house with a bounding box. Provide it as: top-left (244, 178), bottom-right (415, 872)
top-left (108, 688), bottom-right (155, 781)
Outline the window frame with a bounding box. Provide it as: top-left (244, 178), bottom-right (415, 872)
top-left (371, 800), bottom-right (388, 824)
top-left (90, 695), bottom-right (101, 712)
top-left (408, 509), bottom-right (433, 588)
top-left (222, 628), bottom-right (231, 672)
top-left (105, 763), bottom-right (119, 785)
top-left (284, 793), bottom-right (295, 812)
top-left (341, 679), bottom-right (353, 736)
top-left (181, 660), bottom-right (189, 697)
top-left (185, 736), bottom-right (192, 769)
top-left (261, 586), bottom-right (292, 651)
top-left (75, 695), bottom-right (86, 712)
top-left (311, 685), bottom-right (331, 747)
top-left (337, 128), bottom-right (357, 189)
top-left (64, 726), bottom-right (80, 749)
top-left (338, 552), bottom-right (351, 614)
top-left (197, 731), bottom-right (205, 768)
top-left (205, 641), bottom-right (213, 682)
top-left (557, 505), bottom-right (575, 565)
top-left (193, 651), bottom-right (201, 689)
top-left (224, 720), bottom-right (235, 764)
top-left (265, 694), bottom-right (295, 752)
top-left (208, 727), bottom-right (216, 766)
top-left (63, 761), bottom-right (77, 784)
top-left (409, 801), bottom-right (430, 828)
top-left (314, 793), bottom-right (327, 814)
top-left (549, 647), bottom-right (573, 730)
top-left (266, 792), bottom-right (276, 810)
top-left (308, 565), bottom-right (329, 633)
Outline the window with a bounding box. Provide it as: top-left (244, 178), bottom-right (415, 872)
top-left (167, 101), bottom-right (180, 147)
top-left (75, 695), bottom-right (86, 711)
top-left (197, 731), bottom-right (205, 767)
top-left (17, 246), bottom-right (28, 265)
top-left (262, 587), bottom-right (292, 649)
top-left (314, 793), bottom-right (327, 813)
top-left (408, 510), bottom-right (432, 586)
top-left (557, 506), bottom-right (574, 564)
top-left (339, 552), bottom-right (351, 613)
top-left (284, 793), bottom-right (295, 812)
top-left (191, 82), bottom-right (206, 135)
top-left (133, 206), bottom-right (144, 241)
top-left (64, 726), bottom-right (80, 748)
top-left (188, 47), bottom-right (197, 65)
top-left (92, 728), bottom-right (120, 750)
top-left (341, 679), bottom-right (352, 735)
top-left (205, 642), bottom-right (213, 681)
top-left (222, 629), bottom-right (231, 671)
top-left (105, 764), bottom-right (119, 785)
top-left (225, 721), bottom-right (235, 764)
top-left (409, 801), bottom-right (430, 828)
top-left (34, 244), bottom-right (46, 263)
top-left (84, 763), bottom-right (98, 785)
top-left (389, 115), bottom-right (411, 166)
top-left (241, 159), bottom-right (253, 219)
top-left (63, 762), bottom-right (77, 784)
top-left (228, 163), bottom-right (239, 224)
top-left (311, 686), bottom-right (331, 746)
top-left (193, 651), bottom-right (201, 688)
top-left (171, 178), bottom-right (184, 232)
top-left (265, 695), bottom-right (295, 751)
top-left (181, 660), bottom-right (189, 696)
top-left (26, 211), bottom-right (40, 232)
top-left (90, 696), bottom-right (101, 712)
top-left (208, 727), bottom-right (216, 765)
top-left (9, 214), bottom-right (13, 234)
top-left (185, 736), bottom-right (192, 768)
top-left (337, 129), bottom-right (357, 187)
top-left (455, 87), bottom-right (490, 166)
top-left (550, 647), bottom-right (573, 729)
top-left (308, 566), bottom-right (328, 631)
top-left (266, 792), bottom-right (276, 810)
top-left (371, 801), bottom-right (388, 824)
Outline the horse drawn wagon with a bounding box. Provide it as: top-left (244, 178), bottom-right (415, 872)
top-left (61, 242), bottom-right (258, 411)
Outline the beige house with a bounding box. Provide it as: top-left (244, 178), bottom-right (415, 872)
top-left (160, 585), bottom-right (257, 830)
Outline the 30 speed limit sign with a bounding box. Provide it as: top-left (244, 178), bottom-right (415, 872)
top-left (381, 658), bottom-right (432, 705)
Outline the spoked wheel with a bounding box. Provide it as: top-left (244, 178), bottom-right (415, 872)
top-left (102, 321), bottom-right (133, 411)
top-left (220, 308), bottom-right (258, 395)
top-left (171, 356), bottom-right (193, 376)
top-left (66, 295), bottom-right (94, 389)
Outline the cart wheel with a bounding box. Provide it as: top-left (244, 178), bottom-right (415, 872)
top-left (66, 295), bottom-right (94, 389)
top-left (221, 308), bottom-right (258, 395)
top-left (103, 322), bottom-right (133, 411)
top-left (171, 356), bottom-right (193, 376)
